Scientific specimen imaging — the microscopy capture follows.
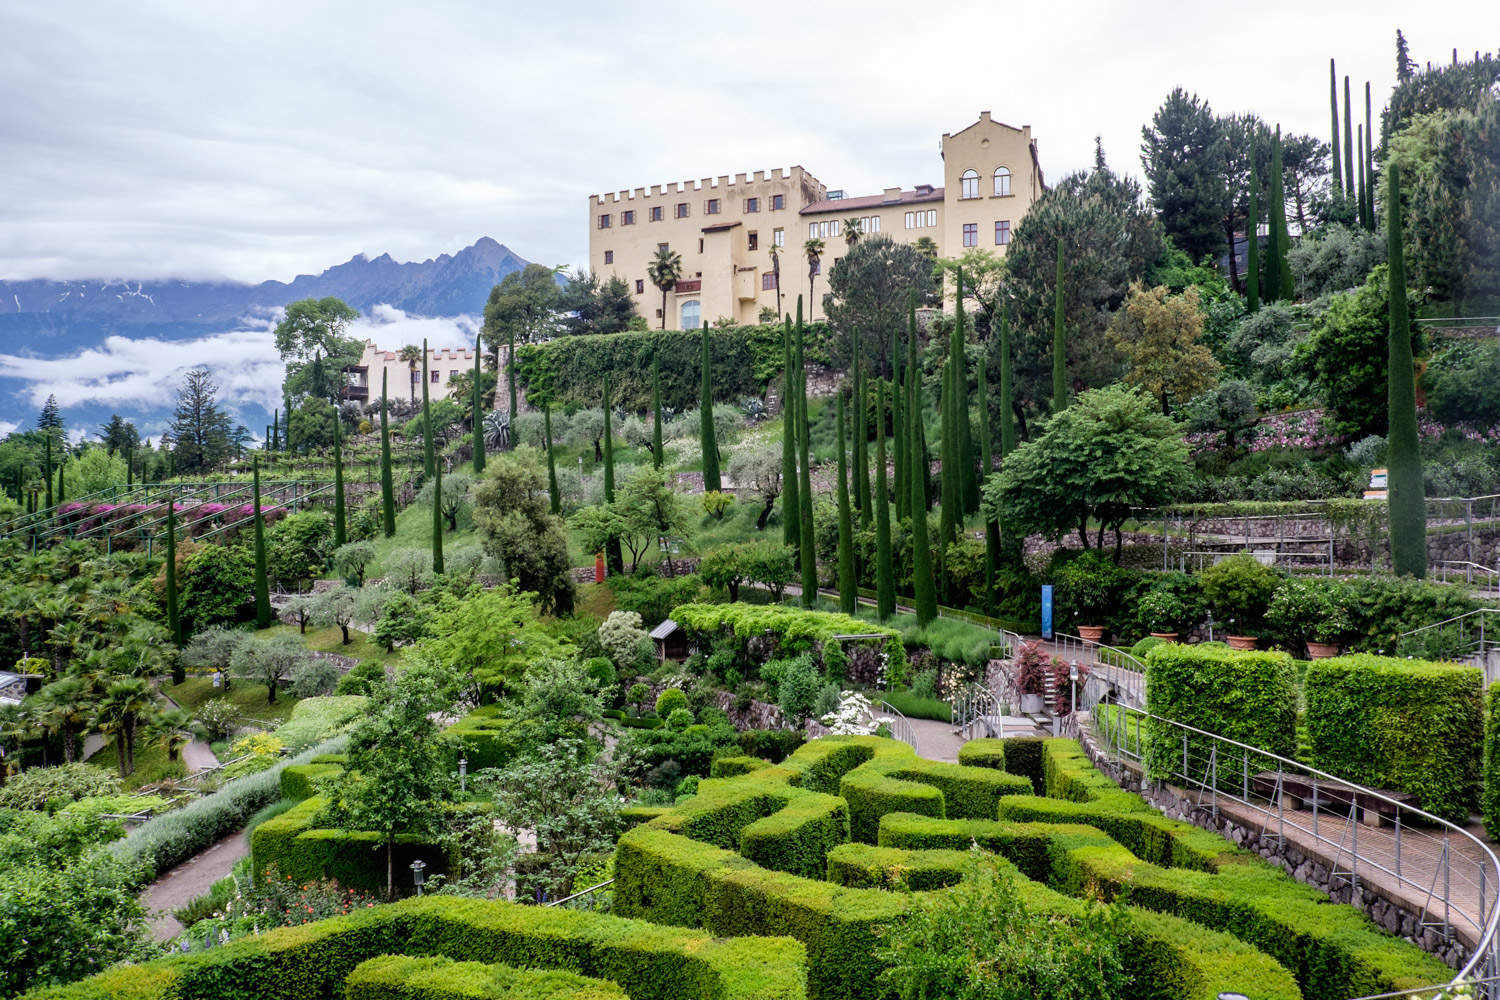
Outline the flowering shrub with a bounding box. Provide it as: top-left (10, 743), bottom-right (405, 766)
top-left (58, 502), bottom-right (86, 515)
top-left (1266, 577), bottom-right (1354, 644)
top-left (180, 864), bottom-right (378, 947)
top-left (819, 690), bottom-right (891, 736)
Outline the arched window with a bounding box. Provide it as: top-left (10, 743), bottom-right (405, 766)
top-left (994, 166), bottom-right (1012, 197)
top-left (960, 169), bottom-right (979, 200)
top-left (680, 299), bottom-right (701, 330)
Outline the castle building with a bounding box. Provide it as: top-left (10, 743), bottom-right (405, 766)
top-left (342, 341), bottom-right (510, 407)
top-left (586, 112), bottom-right (1044, 330)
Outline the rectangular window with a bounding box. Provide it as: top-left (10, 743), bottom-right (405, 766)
top-left (650, 205), bottom-right (663, 222)
top-left (747, 231), bottom-right (758, 251)
top-left (773, 227), bottom-right (784, 247)
top-left (809, 222), bottom-right (818, 238)
top-left (603, 250), bottom-right (614, 264)
top-left (772, 194), bottom-right (785, 210)
top-left (962, 223), bottom-right (978, 247)
top-left (450, 370), bottom-right (459, 381)
top-left (597, 213), bottom-right (612, 229)
top-left (676, 202), bottom-right (689, 218)
top-left (636, 279), bottom-right (645, 294)
top-left (745, 197), bottom-right (760, 213)
top-left (622, 210), bottom-right (636, 225)
top-left (706, 198), bottom-right (721, 215)
top-left (431, 371), bottom-right (440, 383)
top-left (926, 209), bottom-right (937, 227)
top-left (657, 242), bottom-right (669, 252)
top-left (869, 216), bottom-right (880, 233)
top-left (762, 272), bottom-right (777, 290)
top-left (698, 238), bottom-right (704, 253)
top-left (905, 211), bottom-right (915, 229)
top-left (995, 220), bottom-right (1011, 245)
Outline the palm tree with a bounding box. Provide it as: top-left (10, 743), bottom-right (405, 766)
top-left (31, 677), bottom-right (91, 764)
top-left (398, 345), bottom-right (423, 405)
top-left (804, 238), bottom-right (825, 315)
top-left (913, 236), bottom-right (939, 260)
top-left (93, 677), bottom-right (156, 778)
top-left (647, 247), bottom-right (684, 330)
top-left (147, 707), bottom-right (194, 763)
top-left (841, 217), bottom-right (864, 250)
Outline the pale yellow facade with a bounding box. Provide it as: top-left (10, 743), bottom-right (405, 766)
top-left (587, 112), bottom-right (1044, 329)
top-left (345, 342), bottom-right (509, 407)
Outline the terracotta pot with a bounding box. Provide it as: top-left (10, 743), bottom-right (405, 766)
top-left (1078, 625), bottom-right (1106, 642)
top-left (594, 554), bottom-right (606, 583)
top-left (1305, 640), bottom-right (1340, 659)
top-left (1226, 635), bottom-right (1259, 651)
top-left (1149, 632), bottom-right (1179, 643)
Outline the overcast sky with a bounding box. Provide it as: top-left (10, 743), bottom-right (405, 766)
top-left (3, 0), bottom-right (1495, 286)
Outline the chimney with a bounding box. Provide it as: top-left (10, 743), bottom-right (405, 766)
top-left (882, 186), bottom-right (902, 203)
top-left (979, 110), bottom-right (992, 123)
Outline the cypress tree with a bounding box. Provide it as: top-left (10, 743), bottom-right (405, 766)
top-left (1051, 237), bottom-right (1068, 412)
top-left (43, 435), bottom-right (51, 510)
top-left (651, 356), bottom-right (664, 470)
top-left (1356, 124), bottom-right (1369, 230)
top-left (909, 360), bottom-right (938, 627)
top-left (421, 339), bottom-right (434, 479)
top-left (472, 336), bottom-right (486, 475)
top-left (332, 412), bottom-right (346, 548)
top-left (1271, 127), bottom-right (1294, 300)
top-left (1343, 75), bottom-right (1356, 198)
top-left (998, 300), bottom-right (1016, 458)
top-left (1386, 163), bottom-right (1426, 578)
top-left (431, 448), bottom-right (444, 574)
top-left (508, 327), bottom-right (518, 423)
top-left (165, 498), bottom-right (181, 649)
top-left (700, 324), bottom-right (722, 493)
top-left (271, 409), bottom-right (279, 451)
top-left (835, 393), bottom-right (856, 614)
top-left (851, 324), bottom-right (869, 523)
top-left (545, 403), bottom-right (561, 515)
top-left (976, 343), bottom-right (1000, 614)
top-left (796, 300), bottom-right (817, 608)
top-left (1364, 83), bottom-right (1376, 230)
top-left (252, 457), bottom-right (271, 629)
top-left (1246, 152), bottom-right (1261, 311)
top-left (1329, 58), bottom-right (1344, 199)
top-left (603, 375), bottom-right (622, 574)
top-left (938, 353), bottom-right (958, 550)
top-left (953, 269), bottom-right (977, 515)
top-left (126, 445), bottom-right (134, 487)
top-left (891, 317), bottom-right (906, 521)
top-left (910, 316), bottom-right (934, 511)
top-left (875, 380), bottom-right (894, 621)
top-left (379, 370), bottom-right (395, 537)
top-left (781, 318), bottom-right (801, 550)
top-left (56, 461), bottom-right (64, 506)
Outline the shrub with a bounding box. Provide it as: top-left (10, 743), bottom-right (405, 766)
top-left (671, 603), bottom-right (905, 678)
top-left (273, 696), bottom-right (368, 752)
top-left (598, 612), bottom-right (649, 672)
top-left (666, 708), bottom-right (695, 731)
top-left (735, 729), bottom-right (805, 763)
top-left (607, 574), bottom-right (703, 629)
top-left (1343, 575), bottom-right (1482, 655)
top-left (1305, 654), bottom-right (1482, 822)
top-left (1266, 577), bottom-right (1354, 644)
top-left (1127, 636), bottom-right (1165, 661)
top-left (444, 708), bottom-right (523, 772)
top-left (777, 655), bottom-right (822, 726)
top-left (251, 796), bottom-right (452, 895)
top-left (290, 658), bottom-right (341, 699)
top-left (1144, 645), bottom-right (1297, 781)
top-left (344, 955), bottom-right (630, 1000)
top-left (1132, 572), bottom-right (1204, 638)
top-left (0, 763), bottom-right (120, 811)
top-left (336, 660), bottom-right (388, 696)
top-left (1198, 553), bottom-right (1282, 636)
top-left (1486, 682), bottom-right (1500, 840)
top-left (196, 697), bottom-right (242, 742)
top-left (655, 688), bottom-right (688, 719)
top-left (1049, 550), bottom-right (1139, 636)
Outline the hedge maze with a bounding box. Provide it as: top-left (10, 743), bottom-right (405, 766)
top-left (615, 735), bottom-right (1451, 1000)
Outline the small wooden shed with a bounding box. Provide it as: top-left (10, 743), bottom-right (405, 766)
top-left (650, 618), bottom-right (690, 664)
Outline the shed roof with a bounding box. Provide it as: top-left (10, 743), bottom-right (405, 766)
top-left (649, 618), bottom-right (681, 640)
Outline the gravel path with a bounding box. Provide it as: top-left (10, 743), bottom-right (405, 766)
top-left (140, 830), bottom-right (250, 942)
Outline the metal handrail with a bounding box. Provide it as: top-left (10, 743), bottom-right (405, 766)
top-left (874, 700), bottom-right (918, 756)
top-left (1050, 632), bottom-right (1146, 708)
top-left (1083, 702), bottom-right (1500, 993)
top-left (1401, 609), bottom-right (1500, 639)
top-left (545, 878), bottom-right (614, 907)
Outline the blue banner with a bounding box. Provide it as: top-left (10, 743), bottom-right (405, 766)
top-left (1041, 585), bottom-right (1053, 639)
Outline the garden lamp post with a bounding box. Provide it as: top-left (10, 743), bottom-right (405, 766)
top-left (1069, 660), bottom-right (1079, 718)
top-left (1206, 610), bottom-right (1215, 643)
top-left (459, 757), bottom-right (467, 794)
top-left (410, 858), bottom-right (426, 896)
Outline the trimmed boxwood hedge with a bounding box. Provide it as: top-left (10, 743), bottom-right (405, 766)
top-left (1305, 653), bottom-right (1482, 823)
top-left (344, 955), bottom-right (629, 999)
top-left (445, 707), bottom-right (524, 771)
top-left (1144, 644), bottom-right (1297, 782)
top-left (19, 895), bottom-right (807, 1000)
top-left (251, 795), bottom-right (452, 895)
top-left (1485, 682), bottom-right (1500, 840)
top-left (669, 604), bottom-right (906, 677)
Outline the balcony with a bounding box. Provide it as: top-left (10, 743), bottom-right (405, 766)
top-left (675, 279), bottom-right (702, 294)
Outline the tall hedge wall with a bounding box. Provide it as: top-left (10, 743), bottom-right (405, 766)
top-left (1143, 645), bottom-right (1298, 783)
top-left (1305, 654), bottom-right (1483, 823)
top-left (669, 603), bottom-right (905, 676)
top-left (344, 955), bottom-right (629, 1000)
top-left (513, 324), bottom-right (827, 412)
top-left (1484, 683), bottom-right (1500, 840)
top-left (445, 706), bottom-right (523, 772)
top-left (19, 895), bottom-right (807, 1000)
top-left (251, 796), bottom-right (453, 896)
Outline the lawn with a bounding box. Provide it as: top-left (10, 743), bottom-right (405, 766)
top-left (85, 737), bottom-right (184, 791)
top-left (366, 493), bottom-right (478, 580)
top-left (166, 675), bottom-right (302, 728)
top-left (255, 623), bottom-right (400, 672)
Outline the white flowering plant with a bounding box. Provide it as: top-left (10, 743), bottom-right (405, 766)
top-left (820, 691), bottom-right (892, 736)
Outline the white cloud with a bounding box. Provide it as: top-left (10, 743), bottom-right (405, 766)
top-left (0, 420), bottom-right (18, 437)
top-left (355, 306), bottom-right (481, 353)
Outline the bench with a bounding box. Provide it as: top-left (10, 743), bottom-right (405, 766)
top-left (1252, 772), bottom-right (1419, 828)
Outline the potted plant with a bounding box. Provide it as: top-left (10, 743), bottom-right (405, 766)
top-left (1266, 577), bottom-right (1353, 659)
top-left (1137, 587), bottom-right (1186, 642)
top-left (1053, 551), bottom-right (1126, 644)
top-left (1013, 640), bottom-right (1050, 714)
top-left (1200, 552), bottom-right (1281, 650)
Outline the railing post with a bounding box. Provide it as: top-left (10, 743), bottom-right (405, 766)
top-left (1394, 812), bottom-right (1401, 880)
top-left (1242, 750), bottom-right (1249, 801)
top-left (1351, 801), bottom-right (1358, 891)
top-left (1444, 836), bottom-right (1452, 940)
top-left (1182, 731), bottom-right (1189, 782)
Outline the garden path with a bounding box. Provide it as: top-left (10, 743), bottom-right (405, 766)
top-left (141, 829), bottom-right (250, 942)
top-left (158, 685), bottom-right (221, 775)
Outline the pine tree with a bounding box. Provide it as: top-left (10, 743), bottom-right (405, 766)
top-left (472, 335), bottom-right (486, 475)
top-left (1329, 58), bottom-right (1345, 200)
top-left (1270, 126), bottom-right (1295, 299)
top-left (252, 457), bottom-right (271, 629)
top-left (431, 447), bottom-right (444, 574)
top-left (1246, 152), bottom-right (1262, 311)
top-left (421, 339), bottom-right (435, 479)
top-left (651, 356), bottom-right (664, 470)
top-left (781, 319), bottom-right (801, 550)
top-left (1396, 30), bottom-right (1415, 81)
top-left (545, 403), bottom-right (561, 515)
top-left (796, 301), bottom-right (817, 608)
top-left (909, 361), bottom-right (938, 627)
top-left (379, 370), bottom-right (396, 537)
top-left (699, 325), bottom-right (722, 493)
top-left (332, 411), bottom-right (346, 548)
top-left (165, 498), bottom-right (182, 648)
top-left (1052, 237), bottom-right (1068, 412)
top-left (875, 380), bottom-right (895, 621)
top-left (976, 342), bottom-right (1000, 614)
top-left (953, 269), bottom-right (977, 515)
top-left (1386, 162), bottom-right (1426, 578)
top-left (1343, 75), bottom-right (1356, 197)
top-left (998, 299), bottom-right (1016, 458)
top-left (835, 393), bottom-right (856, 614)
top-left (602, 375), bottom-right (623, 574)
